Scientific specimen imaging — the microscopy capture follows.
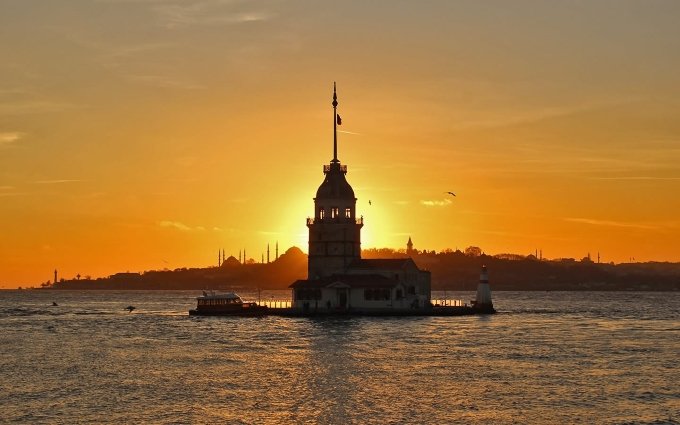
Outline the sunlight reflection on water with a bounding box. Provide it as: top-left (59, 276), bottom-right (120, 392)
top-left (0, 290), bottom-right (678, 424)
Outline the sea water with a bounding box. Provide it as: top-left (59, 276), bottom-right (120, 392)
top-left (0, 290), bottom-right (678, 424)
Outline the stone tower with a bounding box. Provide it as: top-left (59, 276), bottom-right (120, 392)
top-left (406, 237), bottom-right (414, 256)
top-left (307, 83), bottom-right (363, 279)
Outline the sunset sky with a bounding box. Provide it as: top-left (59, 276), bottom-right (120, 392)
top-left (2, 1), bottom-right (680, 286)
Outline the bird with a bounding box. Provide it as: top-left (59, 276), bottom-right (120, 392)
top-left (369, 200), bottom-right (372, 205)
top-left (445, 191), bottom-right (456, 197)
top-left (125, 306), bottom-right (135, 313)
top-left (51, 301), bottom-right (58, 306)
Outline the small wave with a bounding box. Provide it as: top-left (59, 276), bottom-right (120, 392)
top-left (72, 311), bottom-right (117, 316)
top-left (0, 307), bottom-right (60, 317)
top-left (614, 419), bottom-right (679, 425)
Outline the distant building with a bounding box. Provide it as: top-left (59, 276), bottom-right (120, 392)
top-left (290, 85), bottom-right (431, 313)
top-left (406, 237), bottom-right (414, 256)
top-left (221, 256), bottom-right (241, 268)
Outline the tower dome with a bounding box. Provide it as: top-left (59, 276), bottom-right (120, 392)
top-left (315, 162), bottom-right (355, 199)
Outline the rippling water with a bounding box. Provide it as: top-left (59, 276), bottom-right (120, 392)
top-left (1, 290), bottom-right (678, 424)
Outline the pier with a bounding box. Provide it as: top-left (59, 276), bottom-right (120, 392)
top-left (241, 297), bottom-right (481, 317)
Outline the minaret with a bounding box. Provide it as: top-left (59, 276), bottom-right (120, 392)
top-left (276, 241), bottom-right (279, 260)
top-left (239, 250), bottom-right (241, 264)
top-left (307, 83), bottom-right (363, 279)
top-left (474, 265), bottom-right (495, 313)
top-left (218, 250), bottom-right (221, 267)
top-left (267, 243), bottom-right (270, 263)
top-left (406, 237), bottom-right (414, 256)
top-left (54, 269), bottom-right (57, 284)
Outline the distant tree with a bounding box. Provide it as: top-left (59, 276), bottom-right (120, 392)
top-left (362, 248), bottom-right (405, 259)
top-left (464, 246), bottom-right (483, 257)
top-left (495, 253), bottom-right (526, 261)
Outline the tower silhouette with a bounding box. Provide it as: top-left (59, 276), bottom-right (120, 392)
top-left (306, 83), bottom-right (363, 279)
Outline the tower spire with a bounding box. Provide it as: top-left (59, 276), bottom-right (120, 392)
top-left (332, 82), bottom-right (339, 163)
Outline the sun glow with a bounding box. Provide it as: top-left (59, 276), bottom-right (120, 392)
top-left (2, 2), bottom-right (680, 287)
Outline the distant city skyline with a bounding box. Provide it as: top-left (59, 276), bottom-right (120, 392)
top-left (2, 1), bottom-right (680, 287)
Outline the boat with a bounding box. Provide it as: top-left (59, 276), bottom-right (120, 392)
top-left (189, 291), bottom-right (268, 316)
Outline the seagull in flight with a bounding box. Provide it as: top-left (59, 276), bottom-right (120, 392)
top-left (369, 200), bottom-right (372, 205)
top-left (445, 192), bottom-right (456, 197)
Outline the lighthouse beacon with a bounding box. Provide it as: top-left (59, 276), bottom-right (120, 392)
top-left (473, 265), bottom-right (495, 313)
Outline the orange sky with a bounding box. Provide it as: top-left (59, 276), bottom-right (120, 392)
top-left (2, 1), bottom-right (680, 287)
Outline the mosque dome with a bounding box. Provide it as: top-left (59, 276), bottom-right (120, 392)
top-left (221, 256), bottom-right (241, 267)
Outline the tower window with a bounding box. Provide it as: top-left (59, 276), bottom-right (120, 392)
top-left (319, 208), bottom-right (325, 219)
top-left (331, 207), bottom-right (339, 218)
top-left (345, 208), bottom-right (351, 218)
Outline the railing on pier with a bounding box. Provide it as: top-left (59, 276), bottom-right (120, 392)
top-left (257, 300), bottom-right (292, 309)
top-left (431, 299), bottom-right (467, 307)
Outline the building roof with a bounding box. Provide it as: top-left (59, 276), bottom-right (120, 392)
top-left (290, 274), bottom-right (399, 289)
top-left (348, 258), bottom-right (416, 270)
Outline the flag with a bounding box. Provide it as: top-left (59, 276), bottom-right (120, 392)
top-left (337, 114), bottom-right (342, 125)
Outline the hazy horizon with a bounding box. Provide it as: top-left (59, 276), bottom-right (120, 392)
top-left (2, 1), bottom-right (680, 287)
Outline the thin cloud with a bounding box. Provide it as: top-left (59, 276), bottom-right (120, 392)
top-left (0, 186), bottom-right (19, 197)
top-left (0, 100), bottom-right (79, 115)
top-left (452, 98), bottom-right (640, 131)
top-left (338, 130), bottom-right (362, 136)
top-left (124, 74), bottom-right (205, 90)
top-left (420, 199), bottom-right (453, 207)
top-left (213, 226), bottom-right (238, 233)
top-left (158, 220), bottom-right (192, 231)
top-left (590, 176), bottom-right (680, 181)
top-left (34, 179), bottom-right (83, 184)
top-left (564, 217), bottom-right (657, 230)
top-left (151, 2), bottom-right (274, 29)
top-left (159, 221), bottom-right (213, 231)
top-left (0, 132), bottom-right (24, 146)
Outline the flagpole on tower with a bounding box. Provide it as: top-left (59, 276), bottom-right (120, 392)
top-left (332, 82), bottom-right (338, 163)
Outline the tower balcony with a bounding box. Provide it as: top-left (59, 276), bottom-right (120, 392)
top-left (307, 217), bottom-right (363, 225)
top-left (324, 164), bottom-right (347, 174)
